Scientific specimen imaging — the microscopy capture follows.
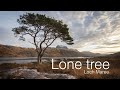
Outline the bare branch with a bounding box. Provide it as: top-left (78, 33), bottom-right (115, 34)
top-left (33, 29), bottom-right (40, 53)
top-left (39, 29), bottom-right (49, 51)
top-left (28, 41), bottom-right (34, 45)
top-left (25, 32), bottom-right (34, 37)
top-left (41, 37), bottom-right (57, 57)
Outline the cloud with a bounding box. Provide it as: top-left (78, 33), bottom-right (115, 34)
top-left (67, 11), bottom-right (120, 54)
top-left (1, 11), bottom-right (120, 54)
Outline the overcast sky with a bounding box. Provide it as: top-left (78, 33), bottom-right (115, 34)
top-left (0, 11), bottom-right (120, 54)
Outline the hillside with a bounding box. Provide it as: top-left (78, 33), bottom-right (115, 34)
top-left (0, 44), bottom-right (85, 57)
top-left (103, 52), bottom-right (120, 58)
top-left (0, 44), bottom-right (36, 57)
top-left (46, 48), bottom-right (85, 57)
top-left (79, 51), bottom-right (106, 57)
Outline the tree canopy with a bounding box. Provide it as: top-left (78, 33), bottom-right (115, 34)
top-left (12, 13), bottom-right (74, 63)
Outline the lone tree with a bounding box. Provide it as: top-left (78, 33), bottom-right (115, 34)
top-left (12, 13), bottom-right (74, 63)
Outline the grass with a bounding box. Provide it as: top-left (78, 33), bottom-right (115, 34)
top-left (0, 57), bottom-right (120, 79)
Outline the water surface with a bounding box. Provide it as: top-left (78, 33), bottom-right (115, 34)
top-left (0, 57), bottom-right (91, 64)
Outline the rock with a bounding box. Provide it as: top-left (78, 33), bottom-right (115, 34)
top-left (7, 68), bottom-right (40, 79)
top-left (5, 68), bottom-right (76, 79)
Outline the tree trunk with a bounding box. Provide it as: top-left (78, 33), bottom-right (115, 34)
top-left (37, 54), bottom-right (41, 64)
top-left (37, 53), bottom-right (42, 64)
top-left (37, 54), bottom-right (40, 64)
top-left (39, 56), bottom-right (42, 64)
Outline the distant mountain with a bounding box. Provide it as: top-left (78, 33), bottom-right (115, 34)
top-left (80, 51), bottom-right (106, 57)
top-left (56, 45), bottom-right (68, 49)
top-left (104, 52), bottom-right (120, 58)
top-left (0, 44), bottom-right (110, 57)
top-left (0, 44), bottom-right (85, 57)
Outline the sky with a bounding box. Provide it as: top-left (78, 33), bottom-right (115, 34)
top-left (0, 11), bottom-right (120, 54)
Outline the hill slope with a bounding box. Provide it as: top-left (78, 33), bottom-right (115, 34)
top-left (79, 51), bottom-right (106, 57)
top-left (104, 52), bottom-right (120, 58)
top-left (0, 44), bottom-right (36, 57)
top-left (0, 44), bottom-right (85, 57)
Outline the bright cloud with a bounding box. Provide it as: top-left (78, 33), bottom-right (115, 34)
top-left (0, 11), bottom-right (120, 54)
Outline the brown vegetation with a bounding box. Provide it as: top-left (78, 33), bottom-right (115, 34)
top-left (0, 57), bottom-right (120, 79)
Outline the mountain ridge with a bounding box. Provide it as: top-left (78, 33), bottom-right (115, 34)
top-left (0, 44), bottom-right (116, 57)
top-left (79, 51), bottom-right (106, 57)
top-left (0, 44), bottom-right (85, 57)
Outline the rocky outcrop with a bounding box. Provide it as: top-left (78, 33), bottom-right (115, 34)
top-left (3, 67), bottom-right (76, 79)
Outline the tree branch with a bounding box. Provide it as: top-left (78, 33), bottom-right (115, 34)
top-left (28, 41), bottom-right (34, 45)
top-left (39, 29), bottom-right (49, 51)
top-left (40, 37), bottom-right (57, 57)
top-left (33, 28), bottom-right (40, 53)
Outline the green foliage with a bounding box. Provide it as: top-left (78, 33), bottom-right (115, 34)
top-left (12, 13), bottom-right (74, 45)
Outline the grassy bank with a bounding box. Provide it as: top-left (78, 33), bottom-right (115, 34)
top-left (0, 58), bottom-right (120, 79)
